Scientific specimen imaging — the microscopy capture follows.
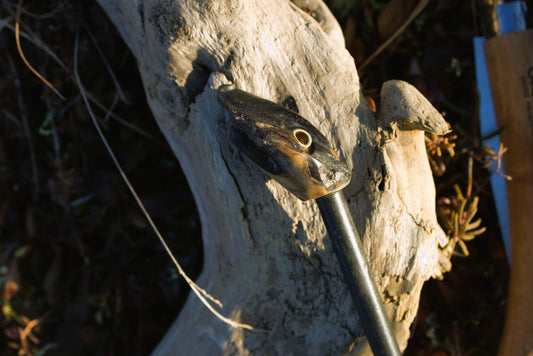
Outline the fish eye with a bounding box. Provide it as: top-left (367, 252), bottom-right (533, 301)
top-left (292, 129), bottom-right (312, 150)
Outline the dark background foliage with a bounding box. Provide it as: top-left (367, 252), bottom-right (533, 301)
top-left (0, 0), bottom-right (508, 355)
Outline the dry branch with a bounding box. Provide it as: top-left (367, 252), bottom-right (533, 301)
top-left (96, 0), bottom-right (449, 354)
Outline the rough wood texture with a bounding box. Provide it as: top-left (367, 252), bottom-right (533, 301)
top-left (96, 1), bottom-right (450, 354)
top-left (485, 30), bottom-right (533, 356)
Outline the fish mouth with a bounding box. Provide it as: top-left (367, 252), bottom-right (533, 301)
top-left (219, 85), bottom-right (351, 200)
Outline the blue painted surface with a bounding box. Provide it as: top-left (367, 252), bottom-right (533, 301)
top-left (472, 1), bottom-right (527, 263)
top-left (498, 1), bottom-right (527, 34)
top-left (473, 37), bottom-right (511, 262)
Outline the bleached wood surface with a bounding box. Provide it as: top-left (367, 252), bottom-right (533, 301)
top-left (97, 1), bottom-right (450, 354)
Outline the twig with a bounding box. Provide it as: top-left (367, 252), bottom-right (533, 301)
top-left (14, 0), bottom-right (65, 99)
top-left (0, 19), bottom-right (66, 69)
top-left (2, 15), bottom-right (157, 143)
top-left (359, 0), bottom-right (431, 70)
top-left (467, 153), bottom-right (473, 198)
top-left (19, 318), bottom-right (40, 345)
top-left (1, 109), bottom-right (23, 127)
top-left (3, 0), bottom-right (64, 19)
top-left (471, 0), bottom-right (479, 35)
top-left (73, 28), bottom-right (258, 332)
top-left (7, 53), bottom-right (39, 197)
top-left (83, 92), bottom-right (164, 145)
top-left (44, 97), bottom-right (62, 163)
top-left (82, 21), bottom-right (129, 104)
top-left (103, 91), bottom-right (120, 123)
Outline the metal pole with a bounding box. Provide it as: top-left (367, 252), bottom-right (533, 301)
top-left (218, 85), bottom-right (401, 355)
top-left (316, 191), bottom-right (401, 356)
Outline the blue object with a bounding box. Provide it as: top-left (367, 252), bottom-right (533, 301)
top-left (498, 1), bottom-right (527, 34)
top-left (473, 1), bottom-right (528, 263)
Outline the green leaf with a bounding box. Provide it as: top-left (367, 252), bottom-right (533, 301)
top-left (457, 240), bottom-right (470, 256)
top-left (466, 218), bottom-right (482, 230)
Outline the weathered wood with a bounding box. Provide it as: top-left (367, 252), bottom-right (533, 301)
top-left (485, 30), bottom-right (533, 356)
top-left (96, 1), bottom-right (449, 354)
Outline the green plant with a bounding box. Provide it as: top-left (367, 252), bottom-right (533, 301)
top-left (437, 184), bottom-right (486, 258)
top-left (425, 131), bottom-right (457, 176)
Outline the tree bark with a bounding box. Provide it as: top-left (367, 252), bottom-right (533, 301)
top-left (97, 1), bottom-right (450, 354)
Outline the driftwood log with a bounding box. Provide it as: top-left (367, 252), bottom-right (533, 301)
top-left (97, 0), bottom-right (450, 354)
